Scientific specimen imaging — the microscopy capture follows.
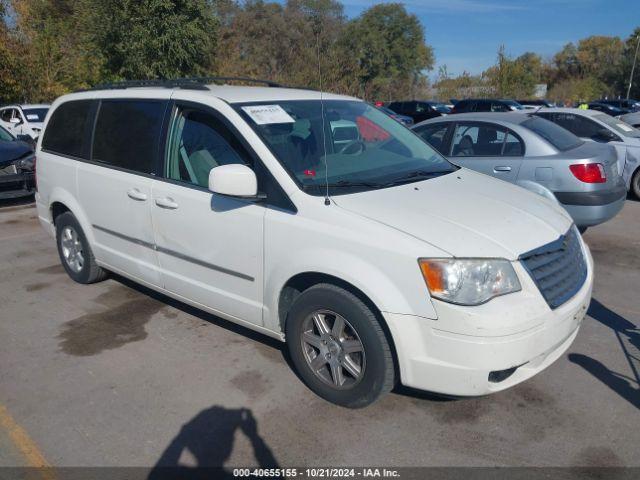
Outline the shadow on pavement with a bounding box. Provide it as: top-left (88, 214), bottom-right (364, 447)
top-left (149, 406), bottom-right (279, 479)
top-left (569, 298), bottom-right (639, 410)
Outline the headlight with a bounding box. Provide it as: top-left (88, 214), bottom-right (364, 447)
top-left (418, 258), bottom-right (521, 305)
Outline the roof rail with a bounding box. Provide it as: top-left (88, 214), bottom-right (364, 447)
top-left (83, 76), bottom-right (284, 92)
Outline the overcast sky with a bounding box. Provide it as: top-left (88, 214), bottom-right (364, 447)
top-left (338, 0), bottom-right (639, 77)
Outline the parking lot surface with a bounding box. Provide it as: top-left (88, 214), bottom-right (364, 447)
top-left (0, 198), bottom-right (638, 468)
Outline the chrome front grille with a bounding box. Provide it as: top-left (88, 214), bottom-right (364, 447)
top-left (520, 227), bottom-right (587, 309)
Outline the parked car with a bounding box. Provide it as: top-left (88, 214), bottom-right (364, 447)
top-left (385, 100), bottom-right (443, 123)
top-left (587, 102), bottom-right (629, 116)
top-left (0, 104), bottom-right (50, 140)
top-left (377, 106), bottom-right (414, 126)
top-left (413, 112), bottom-right (626, 230)
top-left (36, 79), bottom-right (593, 408)
top-left (0, 125), bottom-right (36, 199)
top-left (535, 108), bottom-right (640, 198)
top-left (619, 111), bottom-right (640, 129)
top-left (516, 99), bottom-right (556, 109)
top-left (597, 98), bottom-right (640, 112)
top-left (450, 99), bottom-right (524, 114)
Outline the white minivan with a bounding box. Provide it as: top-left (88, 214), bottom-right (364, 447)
top-left (35, 80), bottom-right (593, 408)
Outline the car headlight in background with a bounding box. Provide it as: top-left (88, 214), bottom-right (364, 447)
top-left (16, 154), bottom-right (35, 171)
top-left (418, 258), bottom-right (521, 305)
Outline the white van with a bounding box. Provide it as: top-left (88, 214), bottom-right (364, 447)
top-left (35, 79), bottom-right (593, 408)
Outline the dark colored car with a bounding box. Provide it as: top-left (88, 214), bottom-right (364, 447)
top-left (377, 106), bottom-right (414, 126)
top-left (0, 125), bottom-right (36, 199)
top-left (516, 99), bottom-right (556, 108)
top-left (449, 99), bottom-right (524, 114)
top-left (385, 100), bottom-right (444, 123)
top-left (597, 99), bottom-right (640, 112)
top-left (587, 102), bottom-right (629, 116)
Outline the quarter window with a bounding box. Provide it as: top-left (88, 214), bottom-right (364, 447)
top-left (165, 106), bottom-right (251, 188)
top-left (42, 100), bottom-right (94, 158)
top-left (92, 100), bottom-right (165, 174)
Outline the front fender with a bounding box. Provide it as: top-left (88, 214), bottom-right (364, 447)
top-left (264, 247), bottom-right (438, 334)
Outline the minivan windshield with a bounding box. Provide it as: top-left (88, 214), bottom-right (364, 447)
top-left (594, 113), bottom-right (640, 138)
top-left (236, 100), bottom-right (457, 195)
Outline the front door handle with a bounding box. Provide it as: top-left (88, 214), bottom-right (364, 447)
top-left (494, 166), bottom-right (512, 172)
top-left (127, 188), bottom-right (148, 201)
top-left (155, 197), bottom-right (179, 210)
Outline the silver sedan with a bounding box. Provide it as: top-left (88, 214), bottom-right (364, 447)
top-left (413, 112), bottom-right (627, 230)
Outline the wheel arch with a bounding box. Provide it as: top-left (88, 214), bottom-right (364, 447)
top-left (47, 187), bottom-right (96, 245)
top-left (277, 271), bottom-right (400, 379)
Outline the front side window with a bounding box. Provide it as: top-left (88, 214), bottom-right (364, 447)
top-left (521, 116), bottom-right (583, 151)
top-left (42, 100), bottom-right (93, 158)
top-left (451, 123), bottom-right (520, 157)
top-left (235, 100), bottom-right (456, 195)
top-left (92, 100), bottom-right (165, 174)
top-left (165, 106), bottom-right (251, 188)
top-left (414, 123), bottom-right (450, 154)
top-left (0, 109), bottom-right (12, 122)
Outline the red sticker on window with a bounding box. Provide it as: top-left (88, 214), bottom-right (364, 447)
top-left (304, 169), bottom-right (316, 177)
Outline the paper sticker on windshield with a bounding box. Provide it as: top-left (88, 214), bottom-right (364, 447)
top-left (241, 105), bottom-right (294, 124)
top-left (616, 123), bottom-right (634, 132)
top-left (26, 114), bottom-right (39, 121)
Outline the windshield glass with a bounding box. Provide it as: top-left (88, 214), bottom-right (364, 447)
top-left (22, 108), bottom-right (48, 122)
top-left (235, 100), bottom-right (457, 195)
top-left (431, 103), bottom-right (451, 113)
top-left (503, 100), bottom-right (524, 110)
top-left (594, 114), bottom-right (640, 138)
top-left (521, 116), bottom-right (584, 151)
top-left (0, 125), bottom-right (14, 142)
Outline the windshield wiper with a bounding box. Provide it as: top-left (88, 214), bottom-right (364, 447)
top-left (302, 179), bottom-right (385, 191)
top-left (383, 170), bottom-right (452, 186)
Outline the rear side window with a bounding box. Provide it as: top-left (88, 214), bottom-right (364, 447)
top-left (42, 100), bottom-right (93, 158)
top-left (521, 116), bottom-right (583, 151)
top-left (92, 100), bottom-right (166, 174)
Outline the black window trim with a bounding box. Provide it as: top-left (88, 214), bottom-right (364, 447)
top-left (449, 121), bottom-right (526, 157)
top-left (157, 99), bottom-right (297, 214)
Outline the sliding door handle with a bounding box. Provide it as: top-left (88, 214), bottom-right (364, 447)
top-left (155, 197), bottom-right (179, 210)
top-left (127, 188), bottom-right (148, 201)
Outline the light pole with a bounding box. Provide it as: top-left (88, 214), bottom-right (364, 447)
top-left (627, 33), bottom-right (640, 100)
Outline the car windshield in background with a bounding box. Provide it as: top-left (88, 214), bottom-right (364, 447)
top-left (521, 116), bottom-right (584, 151)
top-left (431, 104), bottom-right (451, 113)
top-left (236, 100), bottom-right (457, 195)
top-left (594, 113), bottom-right (640, 138)
top-left (504, 100), bottom-right (524, 110)
top-left (0, 126), bottom-right (14, 142)
top-left (22, 108), bottom-right (49, 122)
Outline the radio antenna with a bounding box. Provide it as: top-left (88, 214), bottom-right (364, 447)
top-left (316, 27), bottom-right (330, 206)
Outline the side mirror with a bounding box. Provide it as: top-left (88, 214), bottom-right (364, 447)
top-left (208, 164), bottom-right (264, 200)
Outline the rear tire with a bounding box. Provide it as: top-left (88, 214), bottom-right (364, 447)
top-left (632, 169), bottom-right (640, 200)
top-left (55, 212), bottom-right (107, 284)
top-left (285, 283), bottom-right (396, 408)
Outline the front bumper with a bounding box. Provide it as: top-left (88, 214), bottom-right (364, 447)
top-left (0, 171), bottom-right (35, 199)
top-left (384, 243), bottom-right (594, 396)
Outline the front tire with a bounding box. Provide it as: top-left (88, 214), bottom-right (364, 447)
top-left (632, 169), bottom-right (640, 200)
top-left (285, 284), bottom-right (395, 408)
top-left (55, 212), bottom-right (107, 284)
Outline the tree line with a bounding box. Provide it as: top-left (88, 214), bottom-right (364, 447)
top-left (436, 29), bottom-right (640, 103)
top-left (0, 0), bottom-right (638, 105)
top-left (0, 0), bottom-right (432, 103)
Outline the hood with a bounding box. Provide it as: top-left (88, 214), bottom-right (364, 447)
top-left (332, 169), bottom-right (573, 260)
top-left (0, 141), bottom-right (33, 167)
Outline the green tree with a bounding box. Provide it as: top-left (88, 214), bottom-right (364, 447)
top-left (338, 3), bottom-right (434, 100)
